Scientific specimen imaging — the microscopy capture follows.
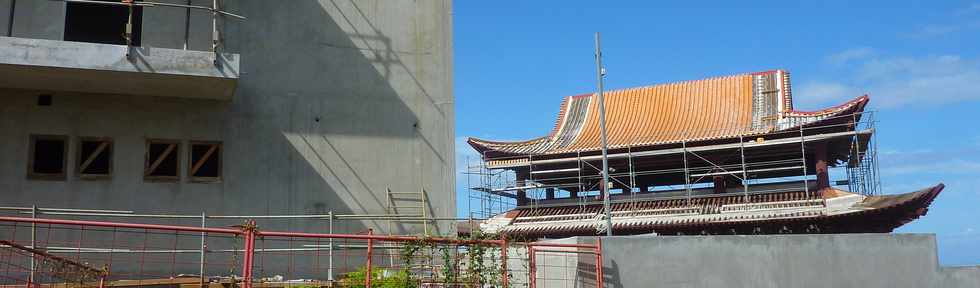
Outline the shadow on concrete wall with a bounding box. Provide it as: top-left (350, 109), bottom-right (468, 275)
top-left (223, 0), bottom-right (447, 235)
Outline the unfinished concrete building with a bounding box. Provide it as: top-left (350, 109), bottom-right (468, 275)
top-left (0, 0), bottom-right (455, 236)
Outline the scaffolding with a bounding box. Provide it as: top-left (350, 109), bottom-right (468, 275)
top-left (467, 111), bottom-right (881, 219)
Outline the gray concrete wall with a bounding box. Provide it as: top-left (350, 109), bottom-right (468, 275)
top-left (541, 234), bottom-right (980, 288)
top-left (140, 0), bottom-right (213, 51)
top-left (1, 0), bottom-right (11, 37)
top-left (0, 0), bottom-right (454, 239)
top-left (10, 0), bottom-right (64, 40)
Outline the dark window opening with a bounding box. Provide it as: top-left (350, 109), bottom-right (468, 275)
top-left (78, 138), bottom-right (112, 177)
top-left (29, 135), bottom-right (67, 179)
top-left (189, 142), bottom-right (221, 181)
top-left (37, 95), bottom-right (52, 106)
top-left (145, 140), bottom-right (179, 180)
top-left (64, 0), bottom-right (143, 46)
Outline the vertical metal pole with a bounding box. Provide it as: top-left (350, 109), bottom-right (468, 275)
top-left (328, 211), bottom-right (334, 281)
top-left (576, 152), bottom-right (583, 200)
top-left (183, 0), bottom-right (191, 50)
top-left (528, 246), bottom-right (536, 288)
top-left (6, 0), bottom-right (15, 37)
top-left (386, 186), bottom-right (392, 235)
top-left (595, 32), bottom-right (614, 237)
top-left (800, 125), bottom-right (809, 199)
top-left (29, 205), bottom-right (36, 286)
top-left (422, 188), bottom-right (429, 236)
top-left (871, 112), bottom-right (882, 195)
top-left (365, 229), bottom-right (373, 288)
top-left (628, 146), bottom-right (636, 194)
top-left (501, 239), bottom-right (509, 288)
top-left (682, 140), bottom-right (692, 205)
top-left (124, 0), bottom-right (134, 60)
top-left (211, 0), bottom-right (221, 66)
top-left (241, 221), bottom-right (255, 288)
top-left (740, 136), bottom-right (749, 202)
top-left (596, 238), bottom-right (604, 288)
top-left (199, 212), bottom-right (207, 286)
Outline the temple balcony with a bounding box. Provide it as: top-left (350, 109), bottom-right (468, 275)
top-left (0, 36), bottom-right (238, 100)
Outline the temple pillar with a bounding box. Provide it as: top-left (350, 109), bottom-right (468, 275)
top-left (516, 170), bottom-right (529, 206)
top-left (713, 176), bottom-right (726, 194)
top-left (545, 188), bottom-right (555, 200)
top-left (814, 141), bottom-right (830, 191)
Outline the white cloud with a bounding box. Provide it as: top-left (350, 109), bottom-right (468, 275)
top-left (797, 52), bottom-right (980, 109)
top-left (825, 47), bottom-right (875, 65)
top-left (795, 81), bottom-right (862, 109)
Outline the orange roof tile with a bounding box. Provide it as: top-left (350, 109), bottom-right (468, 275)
top-left (469, 70), bottom-right (869, 156)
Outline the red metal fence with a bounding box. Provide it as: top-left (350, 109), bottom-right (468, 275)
top-left (0, 216), bottom-right (602, 287)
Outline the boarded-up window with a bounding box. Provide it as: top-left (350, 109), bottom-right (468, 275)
top-left (28, 135), bottom-right (68, 180)
top-left (77, 138), bottom-right (112, 179)
top-left (144, 140), bottom-right (180, 181)
top-left (189, 141), bottom-right (221, 182)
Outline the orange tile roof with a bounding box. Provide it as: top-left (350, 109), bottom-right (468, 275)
top-left (469, 70), bottom-right (869, 156)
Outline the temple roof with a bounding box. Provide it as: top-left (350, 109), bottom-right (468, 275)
top-left (481, 184), bottom-right (943, 238)
top-left (469, 70), bottom-right (869, 157)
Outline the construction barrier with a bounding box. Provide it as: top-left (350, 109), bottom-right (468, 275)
top-left (0, 216), bottom-right (602, 288)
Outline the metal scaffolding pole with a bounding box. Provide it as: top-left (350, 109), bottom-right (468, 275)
top-left (29, 205), bottom-right (36, 285)
top-left (594, 32), bottom-right (613, 236)
top-left (682, 140), bottom-right (692, 205)
top-left (328, 211), bottom-right (334, 281)
top-left (199, 212), bottom-right (206, 286)
top-left (740, 136), bottom-right (750, 202)
top-left (800, 125), bottom-right (810, 199)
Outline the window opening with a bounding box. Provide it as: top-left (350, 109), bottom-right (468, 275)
top-left (64, 0), bottom-right (143, 46)
top-left (77, 138), bottom-right (112, 178)
top-left (189, 141), bottom-right (221, 181)
top-left (28, 135), bottom-right (68, 180)
top-left (145, 140), bottom-right (179, 181)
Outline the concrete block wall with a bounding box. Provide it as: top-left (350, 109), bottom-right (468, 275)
top-left (538, 234), bottom-right (980, 288)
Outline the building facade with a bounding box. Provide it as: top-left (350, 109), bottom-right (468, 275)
top-left (0, 0), bottom-right (455, 236)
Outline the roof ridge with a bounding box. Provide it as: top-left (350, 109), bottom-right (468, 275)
top-left (567, 69), bottom-right (784, 98)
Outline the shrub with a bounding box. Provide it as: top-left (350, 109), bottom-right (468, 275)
top-left (339, 267), bottom-right (417, 288)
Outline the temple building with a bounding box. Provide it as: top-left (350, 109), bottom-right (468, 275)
top-left (466, 70), bottom-right (942, 238)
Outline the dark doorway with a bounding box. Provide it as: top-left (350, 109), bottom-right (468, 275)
top-left (64, 0), bottom-right (143, 46)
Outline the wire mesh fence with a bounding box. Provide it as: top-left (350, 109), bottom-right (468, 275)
top-left (0, 239), bottom-right (108, 288)
top-left (0, 216), bottom-right (602, 288)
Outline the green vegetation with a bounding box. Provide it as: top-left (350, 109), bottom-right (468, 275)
top-left (338, 267), bottom-right (417, 288)
top-left (338, 231), bottom-right (520, 287)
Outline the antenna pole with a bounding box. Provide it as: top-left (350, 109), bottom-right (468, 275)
top-left (595, 32), bottom-right (613, 237)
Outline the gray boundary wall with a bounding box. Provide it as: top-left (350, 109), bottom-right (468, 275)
top-left (539, 234), bottom-right (979, 288)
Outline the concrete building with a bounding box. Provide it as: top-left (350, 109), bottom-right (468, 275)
top-left (0, 0), bottom-right (455, 236)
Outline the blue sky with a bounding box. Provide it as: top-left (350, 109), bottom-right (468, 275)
top-left (453, 1), bottom-right (980, 265)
